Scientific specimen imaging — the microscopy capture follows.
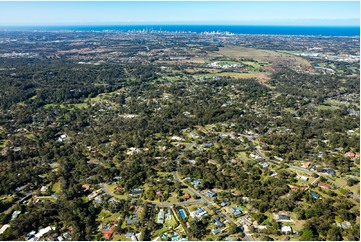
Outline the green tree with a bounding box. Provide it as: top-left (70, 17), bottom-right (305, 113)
top-left (301, 229), bottom-right (314, 241)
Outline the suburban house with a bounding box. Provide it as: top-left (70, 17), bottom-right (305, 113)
top-left (310, 191), bottom-right (320, 199)
top-left (130, 188), bottom-right (143, 196)
top-left (214, 216), bottom-right (225, 228)
top-left (212, 228), bottom-right (221, 235)
top-left (82, 184), bottom-right (90, 191)
top-left (258, 162), bottom-right (269, 168)
top-left (126, 214), bottom-right (140, 225)
top-left (230, 207), bottom-right (242, 216)
top-left (303, 162), bottom-right (312, 169)
top-left (125, 232), bottom-right (135, 239)
top-left (40, 186), bottom-right (48, 193)
top-left (318, 183), bottom-right (330, 189)
top-left (205, 190), bottom-right (217, 198)
top-left (278, 214), bottom-right (291, 221)
top-left (11, 210), bottom-right (21, 220)
top-left (221, 201), bottom-right (228, 207)
top-left (102, 225), bottom-right (116, 240)
top-left (179, 193), bottom-right (191, 200)
top-left (193, 207), bottom-right (207, 218)
top-left (336, 221), bottom-right (351, 229)
top-left (0, 225), bottom-right (10, 235)
top-left (289, 185), bottom-right (304, 191)
top-left (281, 226), bottom-right (292, 234)
top-left (322, 168), bottom-right (336, 176)
top-left (297, 175), bottom-right (309, 181)
top-left (345, 151), bottom-right (356, 158)
top-left (191, 180), bottom-right (202, 189)
top-left (156, 191), bottom-right (163, 198)
top-left (157, 209), bottom-right (165, 224)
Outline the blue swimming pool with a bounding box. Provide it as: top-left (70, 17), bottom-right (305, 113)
top-left (178, 209), bottom-right (187, 219)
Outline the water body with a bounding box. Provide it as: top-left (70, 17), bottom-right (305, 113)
top-left (1, 25), bottom-right (359, 36)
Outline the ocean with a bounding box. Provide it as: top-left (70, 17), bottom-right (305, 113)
top-left (1, 25), bottom-right (359, 36)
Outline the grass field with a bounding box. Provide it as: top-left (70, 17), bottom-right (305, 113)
top-left (334, 178), bottom-right (348, 187)
top-left (51, 181), bottom-right (62, 193)
top-left (216, 46), bottom-right (310, 67)
top-left (324, 99), bottom-right (349, 107)
top-left (104, 183), bottom-right (128, 199)
top-left (238, 152), bottom-right (251, 162)
top-left (97, 209), bottom-right (120, 223)
top-left (242, 61), bottom-right (262, 69)
top-left (349, 184), bottom-right (360, 195)
top-left (291, 219), bottom-right (306, 232)
top-left (166, 192), bottom-right (179, 203)
top-left (24, 133), bottom-right (37, 141)
top-left (316, 105), bottom-right (340, 111)
top-left (0, 139), bottom-right (10, 148)
top-left (216, 60), bottom-right (241, 66)
top-left (283, 107), bottom-right (297, 113)
top-left (197, 72), bottom-right (270, 80)
top-left (112, 234), bottom-right (127, 241)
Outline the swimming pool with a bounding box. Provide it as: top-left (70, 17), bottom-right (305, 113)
top-left (178, 209), bottom-right (187, 219)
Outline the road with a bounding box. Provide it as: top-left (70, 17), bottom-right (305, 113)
top-left (172, 140), bottom-right (252, 241)
top-left (153, 200), bottom-right (205, 207)
top-left (2, 192), bottom-right (33, 215)
top-left (100, 183), bottom-right (205, 207)
top-left (175, 141), bottom-right (249, 237)
top-left (245, 135), bottom-right (360, 201)
top-left (244, 135), bottom-right (314, 175)
top-left (172, 172), bottom-right (252, 241)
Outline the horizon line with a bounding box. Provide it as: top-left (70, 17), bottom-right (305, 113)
top-left (0, 23), bottom-right (360, 27)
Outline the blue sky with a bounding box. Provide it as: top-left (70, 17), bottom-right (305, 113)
top-left (0, 1), bottom-right (359, 26)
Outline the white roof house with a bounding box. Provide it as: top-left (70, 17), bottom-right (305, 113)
top-left (0, 224), bottom-right (10, 235)
top-left (157, 209), bottom-right (165, 224)
top-left (281, 226), bottom-right (292, 234)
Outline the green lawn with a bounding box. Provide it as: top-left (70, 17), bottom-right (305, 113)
top-left (348, 184), bottom-right (360, 196)
top-left (237, 152), bottom-right (250, 162)
top-left (51, 181), bottom-right (62, 193)
top-left (112, 234), bottom-right (128, 241)
top-left (242, 61), bottom-right (261, 69)
top-left (151, 210), bottom-right (179, 238)
top-left (324, 99), bottom-right (349, 107)
top-left (97, 209), bottom-right (120, 223)
top-left (72, 103), bottom-right (88, 108)
top-left (284, 107), bottom-right (297, 113)
top-left (24, 133), bottom-right (37, 141)
top-left (334, 178), bottom-right (347, 187)
top-left (157, 172), bottom-right (173, 178)
top-left (104, 183), bottom-right (127, 199)
top-left (316, 105), bottom-right (339, 111)
top-left (196, 71), bottom-right (269, 80)
top-left (291, 219), bottom-right (306, 232)
top-left (0, 139), bottom-right (10, 148)
top-left (166, 193), bottom-right (179, 203)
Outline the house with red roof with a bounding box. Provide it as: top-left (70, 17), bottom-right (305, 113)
top-left (345, 152), bottom-right (355, 158)
top-left (318, 183), bottom-right (330, 189)
top-left (82, 184), bottom-right (90, 191)
top-left (102, 225), bottom-right (116, 240)
top-left (179, 193), bottom-right (190, 200)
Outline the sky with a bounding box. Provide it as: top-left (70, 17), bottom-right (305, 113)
top-left (0, 1), bottom-right (359, 26)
